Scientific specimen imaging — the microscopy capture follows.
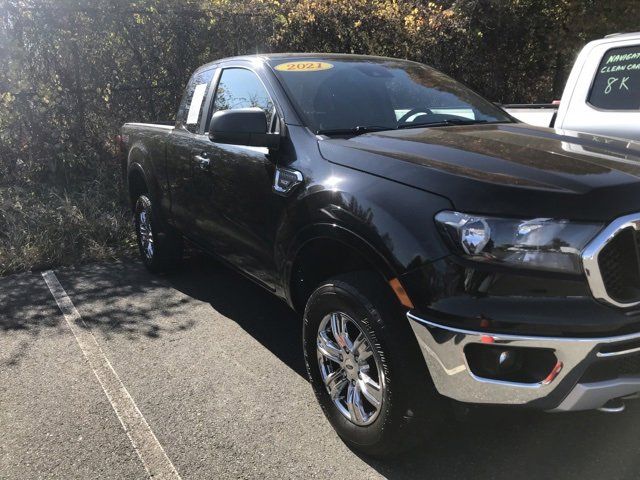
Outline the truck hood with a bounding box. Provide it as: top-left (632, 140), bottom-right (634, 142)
top-left (318, 123), bottom-right (640, 221)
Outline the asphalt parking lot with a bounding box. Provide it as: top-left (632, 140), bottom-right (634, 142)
top-left (2, 256), bottom-right (640, 479)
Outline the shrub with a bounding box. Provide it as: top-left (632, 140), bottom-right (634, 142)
top-left (0, 169), bottom-right (135, 276)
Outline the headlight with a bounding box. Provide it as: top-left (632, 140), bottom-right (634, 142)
top-left (434, 211), bottom-right (602, 274)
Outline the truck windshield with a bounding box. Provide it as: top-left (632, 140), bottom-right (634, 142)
top-left (269, 57), bottom-right (513, 135)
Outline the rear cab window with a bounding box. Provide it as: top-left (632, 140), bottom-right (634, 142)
top-left (588, 45), bottom-right (640, 110)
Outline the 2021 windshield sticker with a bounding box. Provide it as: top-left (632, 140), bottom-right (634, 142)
top-left (275, 61), bottom-right (334, 72)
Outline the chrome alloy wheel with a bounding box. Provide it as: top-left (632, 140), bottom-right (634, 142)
top-left (137, 203), bottom-right (154, 260)
top-left (317, 312), bottom-right (385, 426)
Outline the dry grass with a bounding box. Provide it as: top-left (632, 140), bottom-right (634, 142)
top-left (0, 172), bottom-right (136, 276)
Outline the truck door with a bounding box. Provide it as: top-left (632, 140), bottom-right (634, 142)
top-left (186, 66), bottom-right (284, 289)
top-left (165, 67), bottom-right (217, 232)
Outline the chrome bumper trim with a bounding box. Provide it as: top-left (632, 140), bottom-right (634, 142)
top-left (407, 312), bottom-right (640, 409)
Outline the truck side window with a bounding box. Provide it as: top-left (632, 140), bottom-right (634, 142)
top-left (212, 68), bottom-right (275, 126)
top-left (176, 68), bottom-right (215, 133)
top-left (588, 45), bottom-right (640, 111)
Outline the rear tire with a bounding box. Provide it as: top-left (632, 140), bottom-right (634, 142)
top-left (303, 271), bottom-right (442, 457)
top-left (134, 194), bottom-right (183, 273)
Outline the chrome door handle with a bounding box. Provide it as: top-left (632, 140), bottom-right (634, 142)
top-left (193, 154), bottom-right (210, 169)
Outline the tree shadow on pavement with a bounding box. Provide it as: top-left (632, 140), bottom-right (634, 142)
top-left (167, 254), bottom-right (306, 378)
top-left (4, 256), bottom-right (640, 479)
top-left (361, 402), bottom-right (640, 480)
top-left (0, 271), bottom-right (69, 367)
top-left (52, 262), bottom-right (199, 341)
top-left (0, 261), bottom-right (199, 366)
top-left (0, 272), bottom-right (60, 331)
top-left (165, 255), bottom-right (640, 480)
top-left (1, 254), bottom-right (298, 371)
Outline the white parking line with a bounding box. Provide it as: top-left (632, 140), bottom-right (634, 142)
top-left (42, 270), bottom-right (182, 480)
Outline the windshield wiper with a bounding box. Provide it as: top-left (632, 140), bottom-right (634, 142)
top-left (398, 119), bottom-right (489, 129)
top-left (316, 125), bottom-right (393, 136)
top-left (317, 119), bottom-right (491, 135)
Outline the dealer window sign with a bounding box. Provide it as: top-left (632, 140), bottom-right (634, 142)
top-left (588, 44), bottom-right (640, 110)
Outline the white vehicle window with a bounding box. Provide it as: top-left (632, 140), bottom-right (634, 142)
top-left (588, 45), bottom-right (640, 111)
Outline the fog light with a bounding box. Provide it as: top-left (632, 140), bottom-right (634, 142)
top-left (465, 344), bottom-right (558, 384)
top-left (478, 346), bottom-right (522, 376)
top-left (498, 350), bottom-right (516, 370)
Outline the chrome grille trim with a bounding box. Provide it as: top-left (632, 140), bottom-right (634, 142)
top-left (583, 213), bottom-right (640, 308)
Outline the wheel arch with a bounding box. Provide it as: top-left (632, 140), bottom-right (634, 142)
top-left (126, 140), bottom-right (163, 213)
top-left (127, 164), bottom-right (148, 209)
top-left (284, 224), bottom-right (400, 312)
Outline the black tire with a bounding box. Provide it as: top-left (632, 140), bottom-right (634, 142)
top-left (133, 194), bottom-right (183, 273)
top-left (303, 271), bottom-right (443, 457)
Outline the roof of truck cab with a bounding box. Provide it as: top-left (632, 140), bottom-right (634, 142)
top-left (573, 31), bottom-right (640, 56)
top-left (196, 53), bottom-right (417, 71)
top-left (604, 31), bottom-right (640, 39)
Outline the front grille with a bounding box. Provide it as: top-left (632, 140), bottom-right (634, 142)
top-left (581, 353), bottom-right (640, 383)
top-left (598, 227), bottom-right (640, 304)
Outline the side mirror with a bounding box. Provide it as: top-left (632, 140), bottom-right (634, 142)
top-left (209, 108), bottom-right (280, 149)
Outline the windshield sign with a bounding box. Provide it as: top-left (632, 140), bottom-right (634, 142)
top-left (270, 58), bottom-right (512, 134)
top-left (588, 45), bottom-right (640, 111)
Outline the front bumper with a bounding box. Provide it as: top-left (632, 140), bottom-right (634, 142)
top-left (408, 312), bottom-right (640, 411)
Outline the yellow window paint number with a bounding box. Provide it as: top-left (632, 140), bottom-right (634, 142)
top-left (275, 61), bottom-right (334, 72)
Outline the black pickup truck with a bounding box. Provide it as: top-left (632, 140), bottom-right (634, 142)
top-left (121, 53), bottom-right (640, 456)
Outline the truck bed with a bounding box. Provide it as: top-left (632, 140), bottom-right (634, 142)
top-left (503, 104), bottom-right (557, 128)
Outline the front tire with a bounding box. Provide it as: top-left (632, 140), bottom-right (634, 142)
top-left (134, 194), bottom-right (183, 273)
top-left (303, 271), bottom-right (442, 457)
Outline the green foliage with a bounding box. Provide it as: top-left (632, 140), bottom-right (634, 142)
top-left (0, 0), bottom-right (638, 274)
